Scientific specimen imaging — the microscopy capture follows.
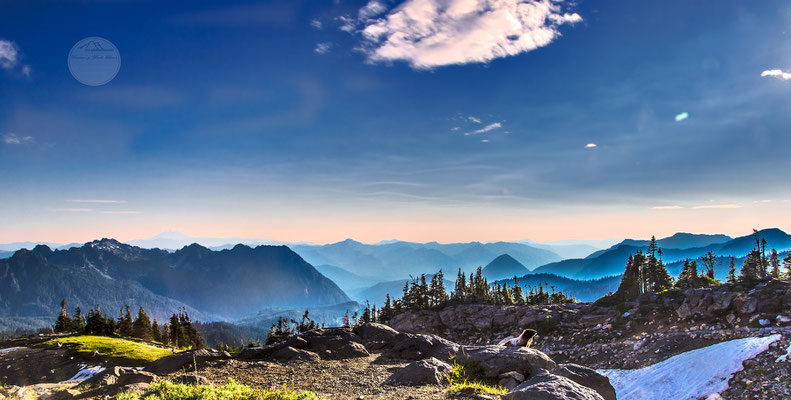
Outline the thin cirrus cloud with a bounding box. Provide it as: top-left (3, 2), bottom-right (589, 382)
top-left (0, 39), bottom-right (19, 70)
top-left (468, 116), bottom-right (482, 123)
top-left (465, 122), bottom-right (502, 136)
top-left (67, 199), bottom-right (127, 204)
top-left (315, 42), bottom-right (333, 54)
top-left (353, 0), bottom-right (582, 69)
top-left (2, 134), bottom-right (34, 145)
top-left (652, 204), bottom-right (744, 210)
top-left (675, 112), bottom-right (689, 122)
top-left (0, 38), bottom-right (31, 76)
top-left (761, 69), bottom-right (791, 81)
top-left (100, 211), bottom-right (142, 215)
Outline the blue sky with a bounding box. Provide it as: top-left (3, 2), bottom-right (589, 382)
top-left (1, 0), bottom-right (790, 244)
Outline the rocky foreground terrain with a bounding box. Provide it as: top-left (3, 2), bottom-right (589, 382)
top-left (0, 323), bottom-right (615, 400)
top-left (2, 280), bottom-right (789, 400)
top-left (390, 279), bottom-right (791, 399)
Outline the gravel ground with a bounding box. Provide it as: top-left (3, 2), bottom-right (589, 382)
top-left (187, 354), bottom-right (485, 400)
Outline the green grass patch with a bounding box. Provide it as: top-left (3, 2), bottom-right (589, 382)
top-left (446, 361), bottom-right (507, 396)
top-left (115, 379), bottom-right (322, 400)
top-left (42, 335), bottom-right (173, 364)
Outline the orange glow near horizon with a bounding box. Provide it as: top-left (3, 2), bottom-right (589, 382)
top-left (4, 202), bottom-right (789, 245)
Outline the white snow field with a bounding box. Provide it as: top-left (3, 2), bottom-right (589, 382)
top-left (69, 365), bottom-right (106, 381)
top-left (0, 347), bottom-right (24, 354)
top-left (599, 334), bottom-right (781, 400)
top-left (777, 342), bottom-right (791, 363)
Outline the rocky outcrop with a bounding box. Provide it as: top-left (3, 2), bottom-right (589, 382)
top-left (239, 327), bottom-right (369, 362)
top-left (144, 349), bottom-right (231, 375)
top-left (457, 346), bottom-right (556, 378)
top-left (505, 372), bottom-right (605, 400)
top-left (388, 280), bottom-right (791, 347)
top-left (79, 367), bottom-right (158, 389)
top-left (385, 357), bottom-right (452, 385)
top-left (552, 364), bottom-right (616, 400)
top-left (384, 333), bottom-right (460, 361)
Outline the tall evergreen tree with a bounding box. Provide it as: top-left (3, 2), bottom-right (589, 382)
top-left (118, 305), bottom-right (133, 337)
top-left (769, 249), bottom-right (780, 279)
top-left (169, 313), bottom-right (182, 347)
top-left (727, 257), bottom-right (737, 283)
top-left (55, 299), bottom-right (71, 333)
top-left (700, 251), bottom-right (717, 279)
top-left (151, 319), bottom-right (162, 342)
top-left (783, 252), bottom-right (791, 279)
top-left (452, 268), bottom-right (466, 303)
top-left (132, 307), bottom-right (153, 340)
top-left (676, 260), bottom-right (699, 289)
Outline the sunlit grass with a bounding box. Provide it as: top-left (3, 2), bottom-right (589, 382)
top-left (42, 335), bottom-right (173, 363)
top-left (446, 361), bottom-right (508, 395)
top-left (115, 379), bottom-right (323, 400)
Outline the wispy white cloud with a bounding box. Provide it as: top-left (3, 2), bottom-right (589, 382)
top-left (2, 134), bottom-right (34, 145)
top-left (358, 0), bottom-right (387, 19)
top-left (584, 143), bottom-right (597, 148)
top-left (761, 69), bottom-right (791, 81)
top-left (652, 203), bottom-right (744, 210)
top-left (465, 122), bottom-right (502, 136)
top-left (481, 139), bottom-right (490, 143)
top-left (651, 205), bottom-right (684, 210)
top-left (0, 40), bottom-right (18, 70)
top-left (691, 203), bottom-right (743, 210)
top-left (67, 199), bottom-right (127, 204)
top-left (310, 19), bottom-right (323, 29)
top-left (468, 116), bottom-right (482, 124)
top-left (47, 208), bottom-right (93, 213)
top-left (353, 0), bottom-right (582, 69)
top-left (675, 112), bottom-right (689, 122)
top-left (338, 15), bottom-right (356, 33)
top-left (450, 127), bottom-right (460, 131)
top-left (21, 64), bottom-right (31, 77)
top-left (315, 42), bottom-right (333, 54)
top-left (100, 210), bottom-right (142, 215)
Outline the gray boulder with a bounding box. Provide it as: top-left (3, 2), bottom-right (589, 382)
top-left (552, 364), bottom-right (616, 400)
top-left (238, 345), bottom-right (280, 360)
top-left (386, 357), bottom-right (452, 386)
top-left (78, 366), bottom-right (158, 388)
top-left (457, 346), bottom-right (556, 379)
top-left (385, 333), bottom-right (460, 361)
top-left (354, 323), bottom-right (399, 347)
top-left (318, 341), bottom-right (370, 360)
top-left (144, 349), bottom-right (231, 375)
top-left (505, 373), bottom-right (604, 400)
top-left (273, 346), bottom-right (320, 362)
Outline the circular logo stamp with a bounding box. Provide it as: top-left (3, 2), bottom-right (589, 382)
top-left (68, 37), bottom-right (121, 86)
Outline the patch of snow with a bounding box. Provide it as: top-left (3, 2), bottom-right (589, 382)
top-left (0, 347), bottom-right (24, 354)
top-left (69, 365), bottom-right (105, 381)
top-left (599, 334), bottom-right (781, 400)
top-left (777, 343), bottom-right (791, 363)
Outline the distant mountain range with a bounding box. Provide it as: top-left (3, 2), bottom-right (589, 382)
top-left (0, 239), bottom-right (351, 326)
top-left (482, 254), bottom-right (529, 281)
top-left (534, 229), bottom-right (791, 280)
top-left (291, 239), bottom-right (563, 281)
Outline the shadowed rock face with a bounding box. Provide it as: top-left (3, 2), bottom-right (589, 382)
top-left (385, 357), bottom-right (452, 385)
top-left (552, 364), bottom-right (616, 400)
top-left (457, 346), bottom-right (557, 378)
top-left (505, 372), bottom-right (605, 400)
